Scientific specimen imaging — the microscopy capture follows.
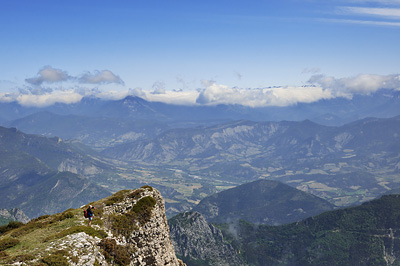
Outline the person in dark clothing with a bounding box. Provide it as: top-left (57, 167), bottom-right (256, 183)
top-left (87, 205), bottom-right (95, 226)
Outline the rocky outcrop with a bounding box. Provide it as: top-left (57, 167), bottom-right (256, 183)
top-left (98, 187), bottom-right (184, 265)
top-left (0, 186), bottom-right (184, 266)
top-left (169, 212), bottom-right (245, 266)
top-left (0, 208), bottom-right (30, 224)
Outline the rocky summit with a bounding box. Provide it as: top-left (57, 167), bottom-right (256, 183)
top-left (0, 186), bottom-right (184, 266)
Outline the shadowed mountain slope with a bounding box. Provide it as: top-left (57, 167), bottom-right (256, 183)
top-left (0, 126), bottom-right (112, 217)
top-left (219, 194), bottom-right (400, 265)
top-left (191, 179), bottom-right (335, 225)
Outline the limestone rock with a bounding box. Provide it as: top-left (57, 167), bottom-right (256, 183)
top-left (50, 186), bottom-right (185, 266)
top-left (169, 211), bottom-right (245, 265)
top-left (0, 208), bottom-right (30, 224)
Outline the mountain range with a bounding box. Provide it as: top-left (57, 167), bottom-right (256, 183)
top-left (102, 116), bottom-right (400, 207)
top-left (1, 114), bottom-right (399, 218)
top-left (0, 89), bottom-right (400, 138)
top-left (0, 89), bottom-right (400, 218)
top-left (0, 86), bottom-right (400, 265)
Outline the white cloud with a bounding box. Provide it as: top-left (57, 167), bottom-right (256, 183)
top-left (4, 68), bottom-right (400, 108)
top-left (323, 2), bottom-right (400, 27)
top-left (151, 81), bottom-right (166, 94)
top-left (347, 0), bottom-right (400, 5)
top-left (25, 66), bottom-right (71, 85)
top-left (341, 6), bottom-right (400, 18)
top-left (145, 89), bottom-right (200, 105)
top-left (24, 67), bottom-right (125, 86)
top-left (15, 90), bottom-right (83, 107)
top-left (308, 73), bottom-right (400, 94)
top-left (79, 70), bottom-right (124, 85)
top-left (0, 92), bottom-right (16, 103)
top-left (324, 18), bottom-right (400, 26)
top-left (195, 81), bottom-right (333, 107)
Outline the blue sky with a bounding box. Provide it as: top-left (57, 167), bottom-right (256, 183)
top-left (1, 0), bottom-right (400, 107)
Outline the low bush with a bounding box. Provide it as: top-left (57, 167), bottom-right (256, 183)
top-left (41, 250), bottom-right (69, 266)
top-left (110, 196), bottom-right (156, 238)
top-left (58, 212), bottom-right (74, 221)
top-left (98, 238), bottom-right (131, 266)
top-left (32, 215), bottom-right (51, 222)
top-left (0, 221), bottom-right (24, 234)
top-left (128, 189), bottom-right (143, 199)
top-left (0, 238), bottom-right (20, 251)
top-left (11, 253), bottom-right (36, 263)
top-left (10, 219), bottom-right (50, 238)
top-left (104, 190), bottom-right (130, 206)
top-left (0, 251), bottom-right (8, 258)
top-left (132, 196), bottom-right (157, 224)
top-left (141, 185), bottom-right (153, 191)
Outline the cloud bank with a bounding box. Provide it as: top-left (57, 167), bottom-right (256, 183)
top-left (2, 70), bottom-right (400, 107)
top-left (308, 73), bottom-right (400, 95)
top-left (194, 82), bottom-right (333, 107)
top-left (16, 90), bottom-right (83, 107)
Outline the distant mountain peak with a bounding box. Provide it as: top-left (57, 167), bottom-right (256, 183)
top-left (192, 179), bottom-right (335, 225)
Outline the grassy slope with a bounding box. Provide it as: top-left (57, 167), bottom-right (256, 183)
top-left (0, 186), bottom-right (155, 265)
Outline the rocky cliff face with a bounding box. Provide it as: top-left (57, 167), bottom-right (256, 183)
top-left (0, 208), bottom-right (30, 224)
top-left (0, 186), bottom-right (184, 266)
top-left (169, 212), bottom-right (244, 266)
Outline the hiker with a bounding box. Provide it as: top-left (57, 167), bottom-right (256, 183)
top-left (87, 205), bottom-right (95, 226)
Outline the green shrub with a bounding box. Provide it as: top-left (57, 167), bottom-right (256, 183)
top-left (128, 189), bottom-right (143, 199)
top-left (141, 185), bottom-right (153, 191)
top-left (94, 208), bottom-right (104, 218)
top-left (98, 238), bottom-right (131, 266)
top-left (41, 250), bottom-right (69, 266)
top-left (104, 190), bottom-right (130, 206)
top-left (0, 238), bottom-right (20, 251)
top-left (0, 251), bottom-right (8, 258)
top-left (11, 253), bottom-right (36, 263)
top-left (132, 196), bottom-right (157, 224)
top-left (58, 211), bottom-right (74, 221)
top-left (92, 218), bottom-right (105, 227)
top-left (0, 221), bottom-right (24, 234)
top-left (70, 254), bottom-right (79, 264)
top-left (110, 196), bottom-right (156, 238)
top-left (32, 215), bottom-right (51, 222)
top-left (10, 219), bottom-right (50, 237)
top-left (109, 213), bottom-right (137, 239)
